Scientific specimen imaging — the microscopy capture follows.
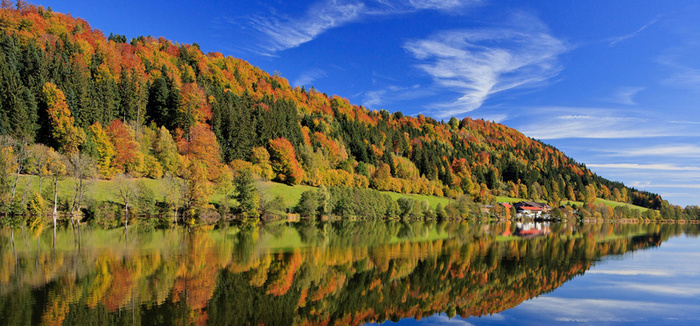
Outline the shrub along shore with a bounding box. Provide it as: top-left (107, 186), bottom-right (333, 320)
top-left (1, 172), bottom-right (691, 232)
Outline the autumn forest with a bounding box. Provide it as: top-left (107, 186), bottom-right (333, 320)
top-left (0, 2), bottom-right (698, 228)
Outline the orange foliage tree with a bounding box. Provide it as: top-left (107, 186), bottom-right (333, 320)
top-left (177, 123), bottom-right (221, 180)
top-left (268, 137), bottom-right (303, 185)
top-left (312, 132), bottom-right (347, 167)
top-left (106, 120), bottom-right (142, 175)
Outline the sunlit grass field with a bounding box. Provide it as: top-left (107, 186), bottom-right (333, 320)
top-left (13, 174), bottom-right (649, 213)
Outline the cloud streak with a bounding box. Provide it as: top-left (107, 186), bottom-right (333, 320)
top-left (609, 86), bottom-right (645, 105)
top-left (418, 315), bottom-right (475, 325)
top-left (607, 282), bottom-right (700, 297)
top-left (518, 296), bottom-right (700, 323)
top-left (407, 0), bottom-right (474, 10)
top-left (293, 68), bottom-right (327, 87)
top-left (586, 163), bottom-right (700, 171)
top-left (599, 144), bottom-right (700, 158)
top-left (663, 66), bottom-right (700, 87)
top-left (658, 48), bottom-right (700, 88)
top-left (587, 269), bottom-right (672, 277)
top-left (608, 19), bottom-right (657, 46)
top-left (638, 183), bottom-right (700, 189)
top-left (248, 0), bottom-right (478, 53)
top-left (248, 1), bottom-right (365, 53)
top-left (515, 106), bottom-right (700, 140)
top-left (403, 12), bottom-right (567, 118)
top-left (585, 163), bottom-right (700, 184)
top-left (361, 84), bottom-right (433, 108)
top-left (363, 89), bottom-right (387, 108)
top-left (519, 115), bottom-right (662, 139)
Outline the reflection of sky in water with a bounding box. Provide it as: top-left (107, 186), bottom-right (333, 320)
top-left (394, 235), bottom-right (700, 325)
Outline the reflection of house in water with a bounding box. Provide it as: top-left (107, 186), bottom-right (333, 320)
top-left (513, 201), bottom-right (551, 218)
top-left (514, 222), bottom-right (551, 238)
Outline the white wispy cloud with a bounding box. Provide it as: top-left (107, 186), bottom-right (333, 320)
top-left (361, 84), bottom-right (433, 108)
top-left (587, 269), bottom-right (672, 277)
top-left (419, 315), bottom-right (475, 325)
top-left (639, 183), bottom-right (700, 189)
top-left (520, 114), bottom-right (662, 139)
top-left (293, 68), bottom-right (327, 87)
top-left (586, 163), bottom-right (700, 171)
top-left (606, 282), bottom-right (700, 297)
top-left (365, 314), bottom-right (475, 326)
top-left (608, 86), bottom-right (645, 105)
top-left (608, 19), bottom-right (657, 46)
top-left (408, 0), bottom-right (474, 10)
top-left (586, 164), bottom-right (700, 184)
top-left (473, 113), bottom-right (508, 123)
top-left (515, 106), bottom-right (700, 140)
top-left (601, 144), bottom-right (700, 158)
top-left (663, 67), bottom-right (700, 87)
top-left (248, 0), bottom-right (478, 53)
top-left (518, 296), bottom-right (700, 323)
top-left (658, 49), bottom-right (700, 88)
top-left (363, 89), bottom-right (386, 107)
top-left (403, 12), bottom-right (567, 118)
top-left (248, 1), bottom-right (365, 53)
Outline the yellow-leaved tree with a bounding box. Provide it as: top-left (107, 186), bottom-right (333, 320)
top-left (88, 122), bottom-right (116, 178)
top-left (42, 82), bottom-right (84, 154)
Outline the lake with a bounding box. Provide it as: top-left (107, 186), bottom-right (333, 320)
top-left (0, 221), bottom-right (698, 325)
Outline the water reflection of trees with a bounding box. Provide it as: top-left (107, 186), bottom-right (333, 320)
top-left (0, 222), bottom-right (697, 325)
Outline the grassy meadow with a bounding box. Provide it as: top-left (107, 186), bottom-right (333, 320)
top-left (10, 174), bottom-right (649, 215)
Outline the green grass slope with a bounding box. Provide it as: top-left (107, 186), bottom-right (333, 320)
top-left (12, 174), bottom-right (649, 214)
top-left (260, 181), bottom-right (451, 210)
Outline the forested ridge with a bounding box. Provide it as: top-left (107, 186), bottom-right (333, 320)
top-left (0, 2), bottom-right (695, 223)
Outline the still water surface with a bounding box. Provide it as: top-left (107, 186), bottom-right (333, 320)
top-left (0, 221), bottom-right (698, 325)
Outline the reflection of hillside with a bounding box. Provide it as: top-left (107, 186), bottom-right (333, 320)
top-left (0, 223), bottom-right (695, 325)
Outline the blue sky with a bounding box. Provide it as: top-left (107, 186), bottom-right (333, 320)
top-left (41, 0), bottom-right (700, 206)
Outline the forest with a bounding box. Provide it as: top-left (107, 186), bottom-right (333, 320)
top-left (0, 2), bottom-right (698, 228)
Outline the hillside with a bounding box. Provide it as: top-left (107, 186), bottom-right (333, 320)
top-left (0, 3), bottom-right (680, 219)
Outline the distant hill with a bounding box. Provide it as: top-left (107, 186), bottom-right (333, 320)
top-left (0, 2), bottom-right (667, 212)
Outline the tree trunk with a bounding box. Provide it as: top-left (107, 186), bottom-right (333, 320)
top-left (136, 96), bottom-right (141, 141)
top-left (70, 178), bottom-right (83, 228)
top-left (20, 177), bottom-right (32, 205)
top-left (173, 201), bottom-right (178, 227)
top-left (52, 180), bottom-right (58, 229)
top-left (75, 182), bottom-right (84, 227)
top-left (10, 224), bottom-right (15, 249)
top-left (10, 224), bottom-right (17, 266)
top-left (11, 166), bottom-right (19, 201)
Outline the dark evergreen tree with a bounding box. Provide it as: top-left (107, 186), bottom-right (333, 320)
top-left (147, 75), bottom-right (170, 128)
top-left (118, 69), bottom-right (140, 122)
